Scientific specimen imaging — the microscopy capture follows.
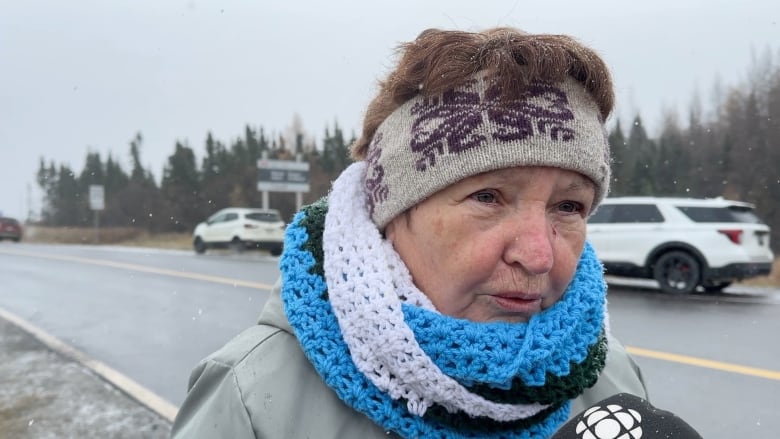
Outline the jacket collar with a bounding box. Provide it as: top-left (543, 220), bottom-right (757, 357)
top-left (257, 279), bottom-right (294, 334)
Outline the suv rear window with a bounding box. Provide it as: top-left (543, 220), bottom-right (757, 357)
top-left (246, 212), bottom-right (281, 222)
top-left (588, 204), bottom-right (664, 224)
top-left (0, 217), bottom-right (19, 226)
top-left (676, 206), bottom-right (764, 224)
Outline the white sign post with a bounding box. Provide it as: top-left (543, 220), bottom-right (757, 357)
top-left (89, 185), bottom-right (105, 243)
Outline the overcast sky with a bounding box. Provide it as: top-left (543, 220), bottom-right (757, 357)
top-left (1, 0), bottom-right (777, 220)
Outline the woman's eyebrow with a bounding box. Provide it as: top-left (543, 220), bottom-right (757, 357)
top-left (563, 178), bottom-right (595, 192)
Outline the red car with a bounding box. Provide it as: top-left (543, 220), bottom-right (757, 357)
top-left (0, 217), bottom-right (23, 242)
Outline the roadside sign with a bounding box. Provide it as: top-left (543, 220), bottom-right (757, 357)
top-left (89, 185), bottom-right (105, 211)
top-left (257, 159), bottom-right (310, 193)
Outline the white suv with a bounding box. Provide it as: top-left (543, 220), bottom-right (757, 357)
top-left (587, 197), bottom-right (774, 294)
top-left (192, 207), bottom-right (285, 256)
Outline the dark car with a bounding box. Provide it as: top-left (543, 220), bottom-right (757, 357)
top-left (0, 217), bottom-right (23, 242)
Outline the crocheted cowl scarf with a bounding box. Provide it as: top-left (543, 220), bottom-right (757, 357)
top-left (280, 162), bottom-right (608, 439)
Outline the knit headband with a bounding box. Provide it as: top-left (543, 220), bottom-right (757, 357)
top-left (364, 72), bottom-right (611, 229)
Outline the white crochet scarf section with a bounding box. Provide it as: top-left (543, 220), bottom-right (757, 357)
top-left (323, 162), bottom-right (551, 421)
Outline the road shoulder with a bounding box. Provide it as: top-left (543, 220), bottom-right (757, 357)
top-left (0, 311), bottom-right (172, 438)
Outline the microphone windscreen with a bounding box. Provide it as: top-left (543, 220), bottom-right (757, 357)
top-left (551, 393), bottom-right (703, 439)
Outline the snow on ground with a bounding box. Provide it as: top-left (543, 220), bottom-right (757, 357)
top-left (0, 317), bottom-right (171, 439)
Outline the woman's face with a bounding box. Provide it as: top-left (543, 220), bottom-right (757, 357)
top-left (384, 166), bottom-right (595, 323)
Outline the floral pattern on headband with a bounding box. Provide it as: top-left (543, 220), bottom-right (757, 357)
top-left (364, 132), bottom-right (389, 217)
top-left (409, 80), bottom-right (576, 171)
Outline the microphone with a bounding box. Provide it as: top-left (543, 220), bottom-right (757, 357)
top-left (551, 393), bottom-right (703, 439)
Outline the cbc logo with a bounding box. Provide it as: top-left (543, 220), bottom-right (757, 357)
top-left (575, 403), bottom-right (643, 439)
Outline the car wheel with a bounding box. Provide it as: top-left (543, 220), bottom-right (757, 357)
top-left (702, 281), bottom-right (732, 293)
top-left (653, 250), bottom-right (700, 294)
top-left (193, 237), bottom-right (206, 254)
top-left (229, 237), bottom-right (245, 253)
top-left (270, 246), bottom-right (282, 257)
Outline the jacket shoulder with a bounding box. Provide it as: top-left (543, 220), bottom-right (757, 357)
top-left (202, 324), bottom-right (285, 369)
top-left (171, 325), bottom-right (289, 438)
top-left (173, 323), bottom-right (391, 439)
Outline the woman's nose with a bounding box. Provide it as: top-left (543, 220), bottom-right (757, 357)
top-left (504, 211), bottom-right (555, 275)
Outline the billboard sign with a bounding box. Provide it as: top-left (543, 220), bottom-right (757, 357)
top-left (257, 159), bottom-right (310, 193)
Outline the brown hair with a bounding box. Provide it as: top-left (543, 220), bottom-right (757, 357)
top-left (351, 27), bottom-right (614, 159)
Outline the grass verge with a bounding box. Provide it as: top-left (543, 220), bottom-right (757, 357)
top-left (22, 226), bottom-right (192, 251)
top-left (738, 258), bottom-right (780, 287)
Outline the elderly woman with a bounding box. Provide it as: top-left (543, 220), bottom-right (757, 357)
top-left (172, 27), bottom-right (648, 438)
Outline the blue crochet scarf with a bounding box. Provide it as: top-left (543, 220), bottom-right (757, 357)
top-left (280, 199), bottom-right (607, 439)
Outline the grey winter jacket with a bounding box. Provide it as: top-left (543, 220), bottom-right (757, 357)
top-left (171, 280), bottom-right (648, 439)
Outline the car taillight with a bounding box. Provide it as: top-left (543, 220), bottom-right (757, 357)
top-left (244, 223), bottom-right (258, 229)
top-left (718, 229), bottom-right (743, 244)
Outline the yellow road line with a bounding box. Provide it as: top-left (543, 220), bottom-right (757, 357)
top-left (0, 248), bottom-right (274, 290)
top-left (0, 306), bottom-right (179, 422)
top-left (627, 346), bottom-right (780, 381)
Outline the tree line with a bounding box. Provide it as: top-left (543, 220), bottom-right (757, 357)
top-left (608, 48), bottom-right (780, 250)
top-left (36, 122), bottom-right (352, 233)
top-left (36, 50), bottom-right (780, 249)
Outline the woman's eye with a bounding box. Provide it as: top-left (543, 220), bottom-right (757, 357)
top-left (558, 201), bottom-right (583, 213)
top-left (473, 191), bottom-right (497, 203)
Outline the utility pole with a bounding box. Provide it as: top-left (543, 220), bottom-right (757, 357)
top-left (261, 151), bottom-right (269, 210)
top-left (26, 183), bottom-right (33, 222)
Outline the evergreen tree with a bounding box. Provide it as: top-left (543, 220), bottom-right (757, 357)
top-left (104, 154), bottom-right (129, 198)
top-left (54, 165), bottom-right (84, 226)
top-left (319, 121), bottom-right (351, 174)
top-left (258, 127), bottom-right (269, 155)
top-left (654, 111), bottom-right (690, 196)
top-left (245, 125), bottom-right (261, 164)
top-left (79, 151), bottom-right (105, 186)
top-left (129, 132), bottom-right (153, 185)
top-left (625, 115), bottom-right (657, 195)
top-left (36, 158), bottom-right (58, 224)
top-left (116, 132), bottom-right (164, 230)
top-left (161, 141), bottom-right (202, 230)
top-left (320, 126), bottom-right (335, 172)
top-left (607, 119), bottom-right (628, 195)
top-left (200, 132), bottom-right (232, 212)
top-left (102, 154), bottom-right (130, 227)
top-left (765, 68), bottom-right (780, 248)
top-left (224, 137), bottom-right (251, 207)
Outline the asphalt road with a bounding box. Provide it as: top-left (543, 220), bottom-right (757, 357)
top-left (604, 279), bottom-right (780, 437)
top-left (0, 243), bottom-right (278, 408)
top-left (1, 242), bottom-right (779, 438)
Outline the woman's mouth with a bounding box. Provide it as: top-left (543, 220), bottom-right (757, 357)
top-left (492, 294), bottom-right (543, 314)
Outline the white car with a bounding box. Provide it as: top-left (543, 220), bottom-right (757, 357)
top-left (193, 207), bottom-right (285, 256)
top-left (587, 196), bottom-right (774, 294)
